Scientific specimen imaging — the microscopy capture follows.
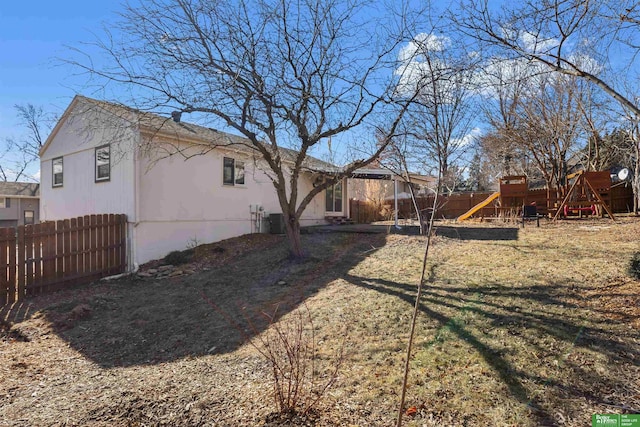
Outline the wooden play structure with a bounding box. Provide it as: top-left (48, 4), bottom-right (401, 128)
top-left (457, 171), bottom-right (616, 222)
top-left (552, 171), bottom-right (615, 221)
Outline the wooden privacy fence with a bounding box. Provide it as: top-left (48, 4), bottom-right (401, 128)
top-left (1, 214), bottom-right (127, 305)
top-left (349, 185), bottom-right (635, 223)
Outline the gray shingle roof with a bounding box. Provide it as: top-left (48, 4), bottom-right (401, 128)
top-left (0, 182), bottom-right (40, 197)
top-left (73, 96), bottom-right (336, 172)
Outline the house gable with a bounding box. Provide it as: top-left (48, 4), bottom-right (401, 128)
top-left (39, 96), bottom-right (137, 221)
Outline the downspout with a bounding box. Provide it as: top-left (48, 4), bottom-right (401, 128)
top-left (130, 134), bottom-right (141, 273)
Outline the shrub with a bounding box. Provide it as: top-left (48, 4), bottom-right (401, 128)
top-left (163, 250), bottom-right (191, 266)
top-left (201, 293), bottom-right (347, 419)
top-left (629, 252), bottom-right (640, 279)
top-left (255, 306), bottom-right (345, 416)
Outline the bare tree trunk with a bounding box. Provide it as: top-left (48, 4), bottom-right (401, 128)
top-left (634, 153), bottom-right (640, 215)
top-left (284, 214), bottom-right (304, 258)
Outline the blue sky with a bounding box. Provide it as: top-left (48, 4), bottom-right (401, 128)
top-left (0, 1), bottom-right (117, 141)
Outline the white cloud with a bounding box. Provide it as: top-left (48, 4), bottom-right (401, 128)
top-left (566, 52), bottom-right (602, 74)
top-left (520, 31), bottom-right (559, 53)
top-left (451, 127), bottom-right (482, 148)
top-left (397, 33), bottom-right (449, 63)
top-left (395, 34), bottom-right (468, 99)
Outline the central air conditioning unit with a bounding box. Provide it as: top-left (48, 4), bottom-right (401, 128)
top-left (269, 213), bottom-right (285, 234)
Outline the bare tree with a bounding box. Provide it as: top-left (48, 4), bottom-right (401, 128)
top-left (1, 104), bottom-right (51, 182)
top-left (70, 0), bottom-right (426, 257)
top-left (624, 119), bottom-right (640, 213)
top-left (457, 0), bottom-right (640, 115)
top-left (478, 61), bottom-right (589, 205)
top-left (397, 33), bottom-right (478, 192)
top-left (476, 58), bottom-right (538, 182)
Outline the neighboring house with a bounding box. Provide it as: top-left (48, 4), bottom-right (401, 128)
top-left (0, 182), bottom-right (40, 228)
top-left (39, 96), bottom-right (349, 266)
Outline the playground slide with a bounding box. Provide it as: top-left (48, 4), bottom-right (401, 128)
top-left (457, 191), bottom-right (501, 222)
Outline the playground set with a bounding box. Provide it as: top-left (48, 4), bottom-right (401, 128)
top-left (457, 171), bottom-right (616, 223)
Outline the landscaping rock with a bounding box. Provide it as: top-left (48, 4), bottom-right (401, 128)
top-left (158, 265), bottom-right (174, 272)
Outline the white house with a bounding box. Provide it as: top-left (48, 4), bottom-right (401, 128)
top-left (39, 96), bottom-right (350, 267)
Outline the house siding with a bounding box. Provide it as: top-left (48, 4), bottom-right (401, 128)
top-left (134, 145), bottom-right (326, 264)
top-left (0, 197), bottom-right (39, 227)
top-left (40, 108), bottom-right (137, 222)
top-left (0, 198), bottom-right (19, 226)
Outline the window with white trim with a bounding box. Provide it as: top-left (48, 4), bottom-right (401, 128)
top-left (95, 145), bottom-right (111, 182)
top-left (223, 157), bottom-right (245, 186)
top-left (52, 157), bottom-right (63, 187)
top-left (0, 197), bottom-right (6, 208)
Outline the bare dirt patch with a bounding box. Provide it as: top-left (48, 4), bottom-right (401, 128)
top-left (1, 219), bottom-right (639, 426)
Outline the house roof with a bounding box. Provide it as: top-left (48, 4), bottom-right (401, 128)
top-left (0, 182), bottom-right (40, 197)
top-left (41, 95), bottom-right (335, 172)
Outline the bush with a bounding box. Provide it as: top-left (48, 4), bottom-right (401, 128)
top-left (201, 292), bottom-right (347, 418)
top-left (629, 252), bottom-right (640, 279)
top-left (163, 250), bottom-right (192, 266)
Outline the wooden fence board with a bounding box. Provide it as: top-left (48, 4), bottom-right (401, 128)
top-left (1, 214), bottom-right (128, 305)
top-left (96, 215), bottom-right (103, 280)
top-left (118, 215), bottom-right (126, 275)
top-left (8, 226), bottom-right (16, 304)
top-left (83, 216), bottom-right (90, 279)
top-left (69, 218), bottom-right (78, 287)
top-left (0, 228), bottom-right (8, 305)
top-left (24, 225), bottom-right (34, 297)
top-left (89, 215), bottom-right (97, 280)
top-left (32, 223), bottom-right (42, 296)
top-left (55, 220), bottom-right (64, 292)
top-left (46, 221), bottom-right (56, 294)
top-left (16, 226), bottom-right (25, 300)
top-left (108, 214), bottom-right (115, 275)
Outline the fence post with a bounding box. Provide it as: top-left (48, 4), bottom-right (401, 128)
top-left (69, 218), bottom-right (78, 287)
top-left (32, 223), bottom-right (42, 296)
top-left (0, 228), bottom-right (8, 305)
top-left (55, 220), bottom-right (64, 291)
top-left (24, 225), bottom-right (34, 297)
top-left (16, 226), bottom-right (25, 301)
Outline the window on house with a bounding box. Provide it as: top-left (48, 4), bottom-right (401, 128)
top-left (52, 157), bottom-right (63, 187)
top-left (95, 145), bottom-right (110, 182)
top-left (0, 197), bottom-right (6, 208)
top-left (24, 210), bottom-right (34, 225)
top-left (325, 181), bottom-right (343, 212)
top-left (223, 157), bottom-right (245, 186)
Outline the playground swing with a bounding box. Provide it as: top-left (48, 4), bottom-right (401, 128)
top-left (552, 171), bottom-right (616, 221)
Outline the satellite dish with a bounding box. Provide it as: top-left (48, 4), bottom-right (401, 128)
top-left (618, 168), bottom-right (630, 181)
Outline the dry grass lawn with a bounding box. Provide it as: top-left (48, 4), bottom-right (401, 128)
top-left (1, 218), bottom-right (639, 426)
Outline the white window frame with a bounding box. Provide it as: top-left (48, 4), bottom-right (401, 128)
top-left (0, 197), bottom-right (6, 208)
top-left (95, 145), bottom-right (111, 182)
top-left (52, 157), bottom-right (63, 187)
top-left (325, 181), bottom-right (343, 212)
top-left (223, 157), bottom-right (245, 186)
